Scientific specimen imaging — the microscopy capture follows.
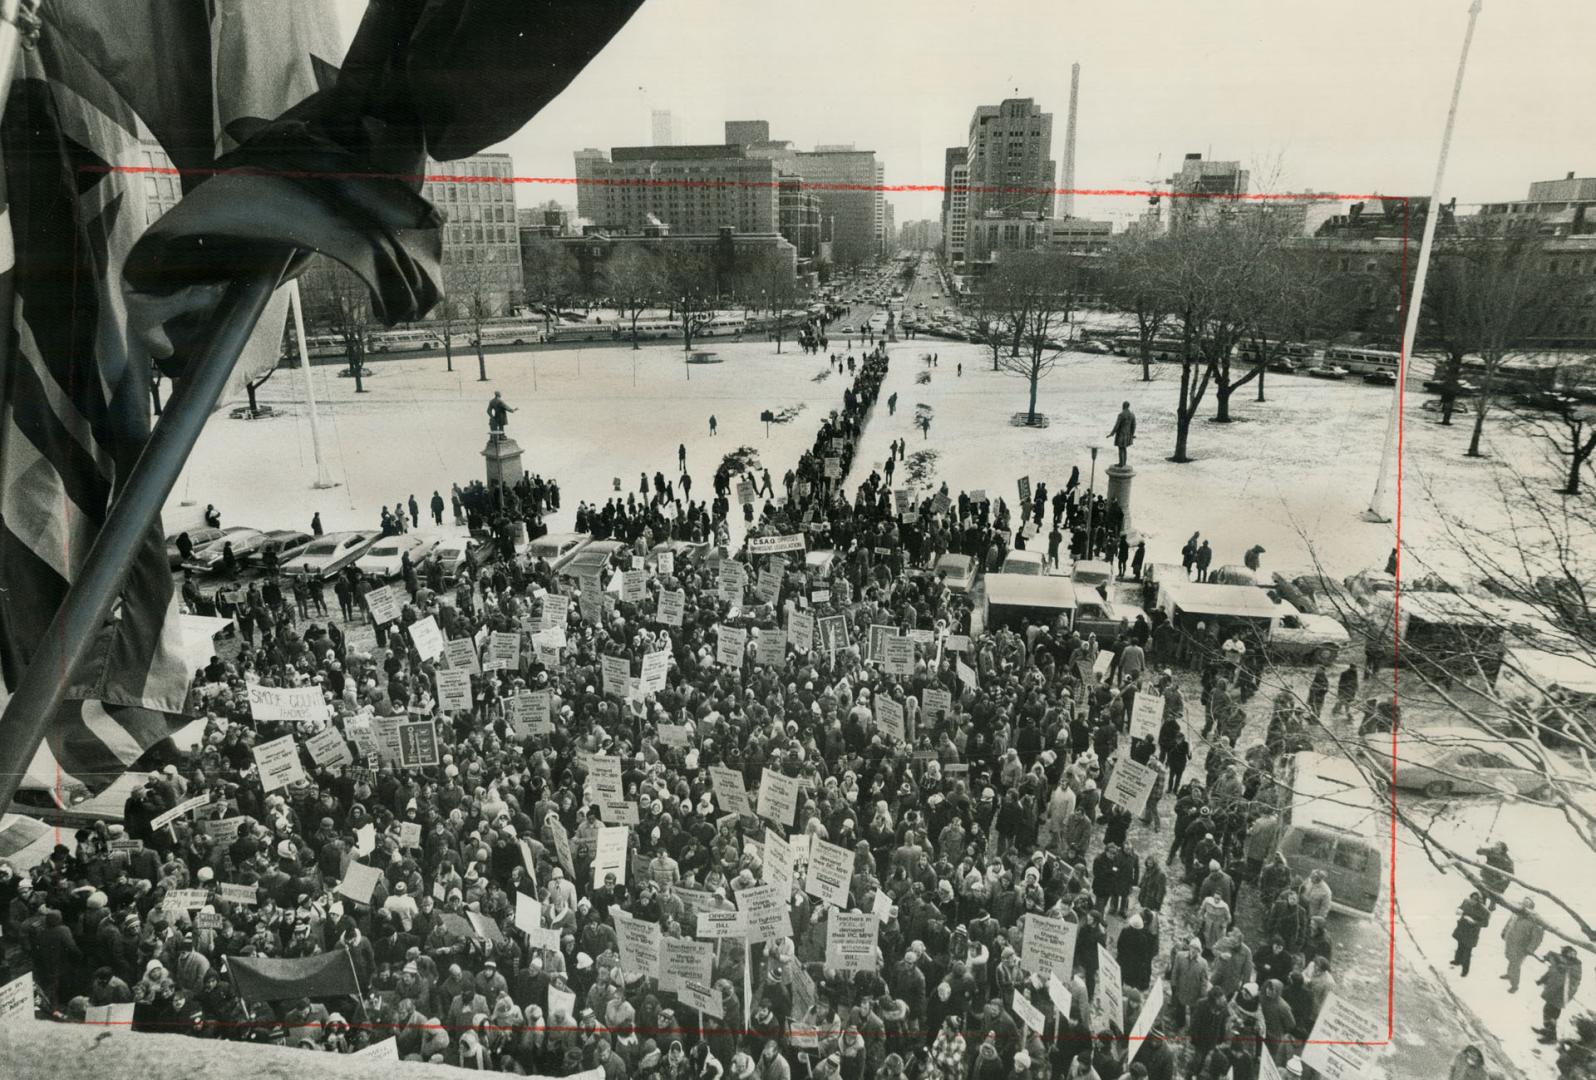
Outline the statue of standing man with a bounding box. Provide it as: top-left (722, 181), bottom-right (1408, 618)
top-left (487, 391), bottom-right (516, 436)
top-left (1107, 401), bottom-right (1136, 467)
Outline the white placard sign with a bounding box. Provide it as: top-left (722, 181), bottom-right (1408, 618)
top-left (660, 937), bottom-right (714, 992)
top-left (736, 883), bottom-right (789, 945)
top-left (1301, 994), bottom-right (1382, 1080)
top-left (1102, 756), bottom-right (1159, 817)
top-left (757, 768), bottom-right (800, 827)
top-left (435, 668), bottom-right (472, 712)
top-left (680, 980), bottom-right (723, 1018)
top-left (710, 767), bottom-right (752, 817)
top-left (656, 589), bottom-right (685, 626)
top-left (0, 972), bottom-right (34, 1023)
top-left (875, 697), bottom-right (905, 742)
top-left (336, 861), bottom-right (383, 905)
top-left (696, 909), bottom-right (748, 940)
top-left (621, 569), bottom-right (648, 602)
top-left (1021, 913), bottom-right (1078, 983)
top-left (1093, 945), bottom-right (1124, 1034)
top-left (485, 631), bottom-right (521, 671)
top-left (804, 837), bottom-right (854, 909)
top-left (880, 635), bottom-right (914, 675)
top-left (251, 734), bottom-right (307, 793)
top-left (600, 654), bottom-right (630, 697)
top-left (594, 825), bottom-right (629, 888)
top-left (444, 638), bottom-right (481, 674)
top-left (305, 727), bottom-right (354, 769)
top-left (922, 687), bottom-right (952, 720)
top-left (1011, 988), bottom-right (1046, 1035)
top-left (150, 793), bottom-right (212, 831)
top-left (613, 909), bottom-right (662, 978)
top-left (755, 628), bottom-right (787, 668)
top-left (787, 609), bottom-right (814, 652)
top-left (715, 625), bottom-right (747, 668)
top-left (824, 912), bottom-right (879, 972)
top-left (365, 584), bottom-right (402, 625)
top-left (640, 649), bottom-right (670, 694)
top-left (1127, 980), bottom-right (1167, 1064)
top-left (1130, 692), bottom-right (1163, 742)
top-left (656, 550), bottom-right (676, 577)
top-left (247, 683), bottom-right (329, 724)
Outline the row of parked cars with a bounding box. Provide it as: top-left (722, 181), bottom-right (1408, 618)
top-left (165, 526), bottom-right (489, 581)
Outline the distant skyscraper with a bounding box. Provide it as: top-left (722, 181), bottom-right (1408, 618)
top-left (1061, 64), bottom-right (1080, 218)
top-left (964, 97), bottom-right (1056, 260)
top-left (573, 144), bottom-right (780, 235)
top-left (794, 147), bottom-right (884, 262)
top-left (941, 146), bottom-right (969, 264)
top-left (651, 110), bottom-right (677, 146)
top-left (1166, 153), bottom-right (1250, 231)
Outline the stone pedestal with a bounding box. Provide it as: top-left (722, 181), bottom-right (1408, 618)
top-left (1105, 463), bottom-right (1136, 536)
top-left (482, 432), bottom-right (524, 489)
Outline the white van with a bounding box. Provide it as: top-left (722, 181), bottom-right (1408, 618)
top-left (1277, 752), bottom-right (1384, 917)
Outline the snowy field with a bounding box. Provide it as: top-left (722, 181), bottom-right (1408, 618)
top-left (172, 335), bottom-right (1566, 584)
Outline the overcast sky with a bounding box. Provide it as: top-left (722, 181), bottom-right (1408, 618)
top-left (341, 0), bottom-right (1594, 225)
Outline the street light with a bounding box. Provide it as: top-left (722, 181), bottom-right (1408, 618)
top-left (1083, 447), bottom-right (1098, 561)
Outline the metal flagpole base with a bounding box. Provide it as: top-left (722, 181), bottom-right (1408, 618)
top-left (1359, 508), bottom-right (1391, 523)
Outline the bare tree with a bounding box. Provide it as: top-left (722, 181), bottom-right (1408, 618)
top-left (1507, 361), bottom-right (1596, 495)
top-left (965, 271), bottom-right (1012, 372)
top-left (604, 244), bottom-right (662, 350)
top-left (753, 254), bottom-right (804, 354)
top-left (661, 249), bottom-right (716, 354)
top-left (1420, 224), bottom-right (1573, 456)
top-left (1102, 233), bottom-right (1173, 382)
top-left (521, 236), bottom-right (581, 333)
top-left (322, 267), bottom-right (372, 394)
top-left (996, 253), bottom-right (1076, 426)
top-left (242, 363), bottom-right (279, 417)
top-left (452, 264), bottom-right (500, 382)
top-left (429, 297), bottom-right (460, 372)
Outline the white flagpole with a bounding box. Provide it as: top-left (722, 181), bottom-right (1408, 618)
top-left (289, 280), bottom-right (337, 490)
top-left (1363, 0), bottom-right (1484, 523)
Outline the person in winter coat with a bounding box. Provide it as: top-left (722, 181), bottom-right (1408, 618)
top-left (1448, 1044), bottom-right (1490, 1080)
top-left (1259, 979), bottom-right (1297, 1066)
top-left (1332, 665), bottom-right (1360, 718)
top-left (1476, 841), bottom-right (1513, 909)
top-left (1536, 947), bottom-right (1583, 1043)
top-left (1116, 914), bottom-right (1157, 992)
top-left (1451, 892), bottom-right (1490, 977)
top-left (1189, 985), bottom-right (1230, 1060)
top-left (1502, 899), bottom-right (1545, 992)
top-left (1167, 938), bottom-right (1209, 1029)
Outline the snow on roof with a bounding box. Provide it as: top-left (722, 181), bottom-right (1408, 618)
top-left (1505, 647), bottom-right (1596, 696)
top-left (986, 573), bottom-right (1077, 610)
top-left (1163, 581), bottom-right (1283, 620)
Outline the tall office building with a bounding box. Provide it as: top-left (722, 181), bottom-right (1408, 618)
top-left (941, 147), bottom-right (969, 264)
top-left (1166, 153), bottom-right (1249, 232)
top-left (573, 147), bottom-right (607, 223)
top-left (963, 97), bottom-right (1056, 261)
top-left (651, 110), bottom-right (677, 147)
top-left (725, 120), bottom-right (771, 147)
top-left (574, 144), bottom-right (781, 235)
top-left (421, 153), bottom-right (524, 315)
top-left (794, 146), bottom-right (883, 262)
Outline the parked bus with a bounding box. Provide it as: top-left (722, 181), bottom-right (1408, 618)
top-left (545, 322), bottom-right (616, 343)
top-left (1236, 340), bottom-right (1320, 372)
top-left (1324, 346), bottom-right (1402, 382)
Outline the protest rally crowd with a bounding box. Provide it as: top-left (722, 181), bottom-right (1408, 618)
top-left (0, 339), bottom-right (1496, 1080)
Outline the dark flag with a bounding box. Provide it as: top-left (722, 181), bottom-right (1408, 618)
top-left (226, 950), bottom-right (361, 1003)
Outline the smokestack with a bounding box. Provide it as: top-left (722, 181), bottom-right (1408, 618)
top-left (1061, 63), bottom-right (1080, 218)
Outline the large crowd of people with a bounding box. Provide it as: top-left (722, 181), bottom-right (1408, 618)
top-left (0, 339), bottom-right (1495, 1080)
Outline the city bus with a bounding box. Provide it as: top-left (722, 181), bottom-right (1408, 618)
top-left (1324, 346), bottom-right (1402, 382)
top-left (545, 321), bottom-right (616, 343)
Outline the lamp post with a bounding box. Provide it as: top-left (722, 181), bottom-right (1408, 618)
top-left (1083, 447), bottom-right (1098, 561)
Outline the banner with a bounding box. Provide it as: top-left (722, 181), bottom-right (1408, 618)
top-left (757, 769), bottom-right (800, 827)
top-left (711, 766), bottom-right (753, 817)
top-left (247, 683), bottom-right (329, 724)
top-left (824, 912), bottom-right (879, 972)
top-left (227, 951), bottom-right (360, 1003)
top-left (1021, 913), bottom-right (1078, 983)
top-left (748, 534), bottom-right (807, 556)
top-left (435, 669), bottom-right (472, 713)
top-left (408, 615), bottom-right (445, 661)
top-left (252, 735), bottom-right (307, 793)
top-left (805, 837), bottom-right (854, 909)
top-left (150, 793), bottom-right (212, 831)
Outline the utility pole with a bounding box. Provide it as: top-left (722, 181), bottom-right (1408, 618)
top-left (289, 280), bottom-right (337, 489)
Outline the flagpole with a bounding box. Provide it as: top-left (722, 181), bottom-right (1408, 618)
top-left (0, 250), bottom-right (294, 816)
top-left (289, 280), bottom-right (337, 490)
top-left (1362, 0), bottom-right (1483, 523)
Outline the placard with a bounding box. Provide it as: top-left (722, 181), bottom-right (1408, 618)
top-left (252, 734), bottom-right (307, 793)
top-left (0, 972), bottom-right (33, 1023)
top-left (956, 659), bottom-right (978, 689)
top-left (1127, 980), bottom-right (1166, 1065)
top-left (594, 825), bottom-right (629, 888)
top-left (150, 793), bottom-right (213, 831)
top-left (755, 628), bottom-right (787, 669)
top-left (1102, 756), bottom-right (1159, 817)
top-left (824, 912), bottom-right (879, 972)
top-left (1021, 913), bottom-right (1078, 983)
top-left (710, 767), bottom-right (753, 817)
top-left (736, 883), bottom-right (788, 945)
top-left (658, 723), bottom-right (691, 749)
top-left (163, 888), bottom-right (209, 911)
top-left (336, 861), bottom-right (383, 905)
top-left (716, 625), bottom-right (748, 669)
top-left (787, 610), bottom-right (814, 652)
top-left (246, 683), bottom-right (329, 724)
top-left (621, 569), bottom-right (648, 602)
top-left (660, 937), bottom-right (714, 992)
top-left (397, 720), bottom-right (441, 769)
top-left (679, 980), bottom-right (723, 1018)
top-left (1093, 945), bottom-right (1124, 1034)
top-left (485, 630), bottom-right (521, 671)
top-left (84, 1001), bottom-right (134, 1026)
top-left (875, 697), bottom-right (905, 742)
top-left (408, 615), bottom-right (445, 661)
top-left (587, 755), bottom-right (626, 810)
top-left (946, 634), bottom-right (970, 652)
top-left (548, 984), bottom-right (576, 1022)
top-left (613, 909), bottom-right (661, 978)
top-left (398, 822), bottom-right (423, 849)
top-left (656, 589), bottom-right (686, 627)
top-left (306, 727), bottom-right (354, 769)
top-left (880, 635), bottom-right (914, 675)
top-left (748, 534), bottom-right (807, 556)
top-left (203, 818), bottom-right (244, 843)
top-left (922, 687), bottom-right (952, 720)
top-left (365, 584), bottom-right (402, 625)
top-left (217, 882), bottom-right (258, 906)
top-left (1129, 692), bottom-right (1163, 743)
top-left (823, 458), bottom-right (841, 479)
top-left (804, 837), bottom-right (854, 909)
top-left (736, 480), bottom-right (756, 505)
top-left (657, 550), bottom-right (676, 577)
top-left (1011, 988), bottom-right (1046, 1035)
top-left (435, 669), bottom-right (472, 713)
top-left (1301, 994), bottom-right (1382, 1080)
top-left (696, 909), bottom-right (748, 940)
top-left (817, 615), bottom-right (850, 656)
top-left (601, 654), bottom-right (630, 697)
top-left (640, 650), bottom-right (670, 694)
top-left (1018, 476), bottom-right (1032, 506)
top-left (757, 768), bottom-right (800, 827)
top-left (764, 830), bottom-right (794, 899)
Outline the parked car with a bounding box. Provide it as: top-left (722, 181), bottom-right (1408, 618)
top-left (559, 539), bottom-right (630, 582)
top-left (1270, 609), bottom-right (1350, 663)
top-left (180, 527), bottom-right (266, 574)
top-left (1359, 726), bottom-right (1553, 799)
top-left (1072, 583), bottom-right (1130, 642)
top-left (166, 526), bottom-right (224, 569)
top-left (931, 553), bottom-right (979, 593)
top-left (429, 537), bottom-right (489, 578)
top-left (281, 531), bottom-right (381, 579)
top-left (1000, 550), bottom-right (1047, 576)
top-left (355, 533), bottom-right (440, 578)
top-left (521, 531), bottom-right (593, 574)
top-left (251, 529), bottom-right (315, 568)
